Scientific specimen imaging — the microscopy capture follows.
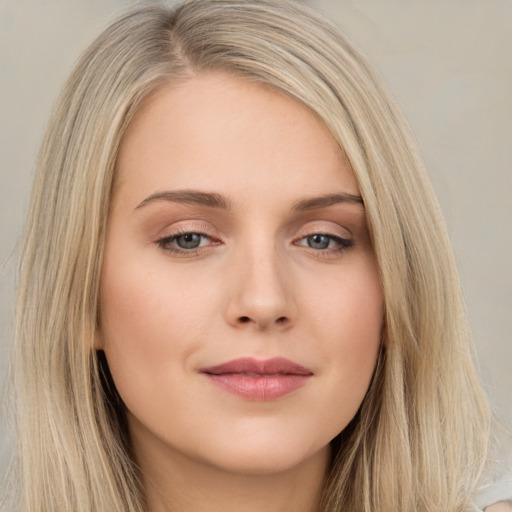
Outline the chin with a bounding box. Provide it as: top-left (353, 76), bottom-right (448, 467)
top-left (191, 435), bottom-right (331, 476)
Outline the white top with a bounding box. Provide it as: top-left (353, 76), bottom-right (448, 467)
top-left (472, 481), bottom-right (512, 511)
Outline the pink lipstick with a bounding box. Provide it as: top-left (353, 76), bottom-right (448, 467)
top-left (200, 357), bottom-right (313, 401)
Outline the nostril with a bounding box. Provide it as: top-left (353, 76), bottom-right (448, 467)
top-left (236, 316), bottom-right (289, 326)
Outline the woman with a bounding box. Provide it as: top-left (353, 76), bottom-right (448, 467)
top-left (5, 0), bottom-right (511, 510)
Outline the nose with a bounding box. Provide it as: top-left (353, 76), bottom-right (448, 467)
top-left (224, 245), bottom-right (296, 331)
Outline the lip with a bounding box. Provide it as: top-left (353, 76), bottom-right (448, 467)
top-left (199, 357), bottom-right (313, 401)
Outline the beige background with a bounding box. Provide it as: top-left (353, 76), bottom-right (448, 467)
top-left (1, 0), bottom-right (511, 475)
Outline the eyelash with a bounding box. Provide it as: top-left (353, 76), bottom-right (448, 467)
top-left (155, 230), bottom-right (354, 256)
top-left (156, 229), bottom-right (217, 256)
top-left (294, 233), bottom-right (354, 255)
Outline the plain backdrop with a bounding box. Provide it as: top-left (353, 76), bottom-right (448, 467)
top-left (1, 0), bottom-right (511, 476)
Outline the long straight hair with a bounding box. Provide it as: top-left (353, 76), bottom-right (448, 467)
top-left (9, 1), bottom-right (490, 510)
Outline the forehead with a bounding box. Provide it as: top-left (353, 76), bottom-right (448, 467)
top-left (114, 72), bottom-right (359, 208)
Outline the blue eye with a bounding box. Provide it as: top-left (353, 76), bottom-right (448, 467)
top-left (297, 234), bottom-right (353, 252)
top-left (175, 233), bottom-right (203, 249)
top-left (307, 234), bottom-right (332, 250)
top-left (157, 232), bottom-right (212, 253)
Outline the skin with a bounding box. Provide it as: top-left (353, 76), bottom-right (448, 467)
top-left (486, 504), bottom-right (512, 512)
top-left (98, 73), bottom-right (384, 512)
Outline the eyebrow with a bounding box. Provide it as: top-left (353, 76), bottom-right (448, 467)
top-left (291, 193), bottom-right (364, 211)
top-left (135, 189), bottom-right (363, 211)
top-left (136, 190), bottom-right (231, 210)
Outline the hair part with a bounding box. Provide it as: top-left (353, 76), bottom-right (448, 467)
top-left (10, 1), bottom-right (490, 511)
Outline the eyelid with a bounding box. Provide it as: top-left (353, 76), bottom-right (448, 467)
top-left (292, 220), bottom-right (352, 240)
top-left (293, 233), bottom-right (354, 251)
top-left (291, 221), bottom-right (355, 256)
top-left (155, 219), bottom-right (218, 238)
top-left (154, 220), bottom-right (222, 255)
top-left (157, 230), bottom-right (220, 256)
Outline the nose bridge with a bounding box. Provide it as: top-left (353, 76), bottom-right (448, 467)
top-left (225, 233), bottom-right (295, 329)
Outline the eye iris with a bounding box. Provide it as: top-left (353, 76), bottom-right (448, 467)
top-left (308, 234), bottom-right (330, 250)
top-left (176, 233), bottom-right (202, 249)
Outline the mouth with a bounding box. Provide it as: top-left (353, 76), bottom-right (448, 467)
top-left (199, 357), bottom-right (313, 401)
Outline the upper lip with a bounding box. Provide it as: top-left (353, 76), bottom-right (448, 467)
top-left (200, 357), bottom-right (313, 376)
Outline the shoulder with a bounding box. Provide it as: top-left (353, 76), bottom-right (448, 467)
top-left (473, 480), bottom-right (512, 512)
top-left (485, 503), bottom-right (512, 512)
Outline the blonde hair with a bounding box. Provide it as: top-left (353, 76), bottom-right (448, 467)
top-left (9, 0), bottom-right (491, 510)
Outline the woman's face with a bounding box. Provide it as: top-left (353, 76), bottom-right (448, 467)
top-left (99, 73), bottom-right (383, 475)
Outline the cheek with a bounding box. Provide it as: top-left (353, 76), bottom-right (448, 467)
top-left (100, 234), bottom-right (218, 346)
top-left (97, 252), bottom-right (217, 415)
top-left (305, 257), bottom-right (383, 352)
top-left (302, 260), bottom-right (383, 428)
top-left (100, 266), bottom-right (181, 352)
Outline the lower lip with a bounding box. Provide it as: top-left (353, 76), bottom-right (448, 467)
top-left (204, 374), bottom-right (311, 401)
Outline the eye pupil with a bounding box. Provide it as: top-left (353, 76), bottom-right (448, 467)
top-left (308, 234), bottom-right (330, 250)
top-left (177, 233), bottom-right (202, 249)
